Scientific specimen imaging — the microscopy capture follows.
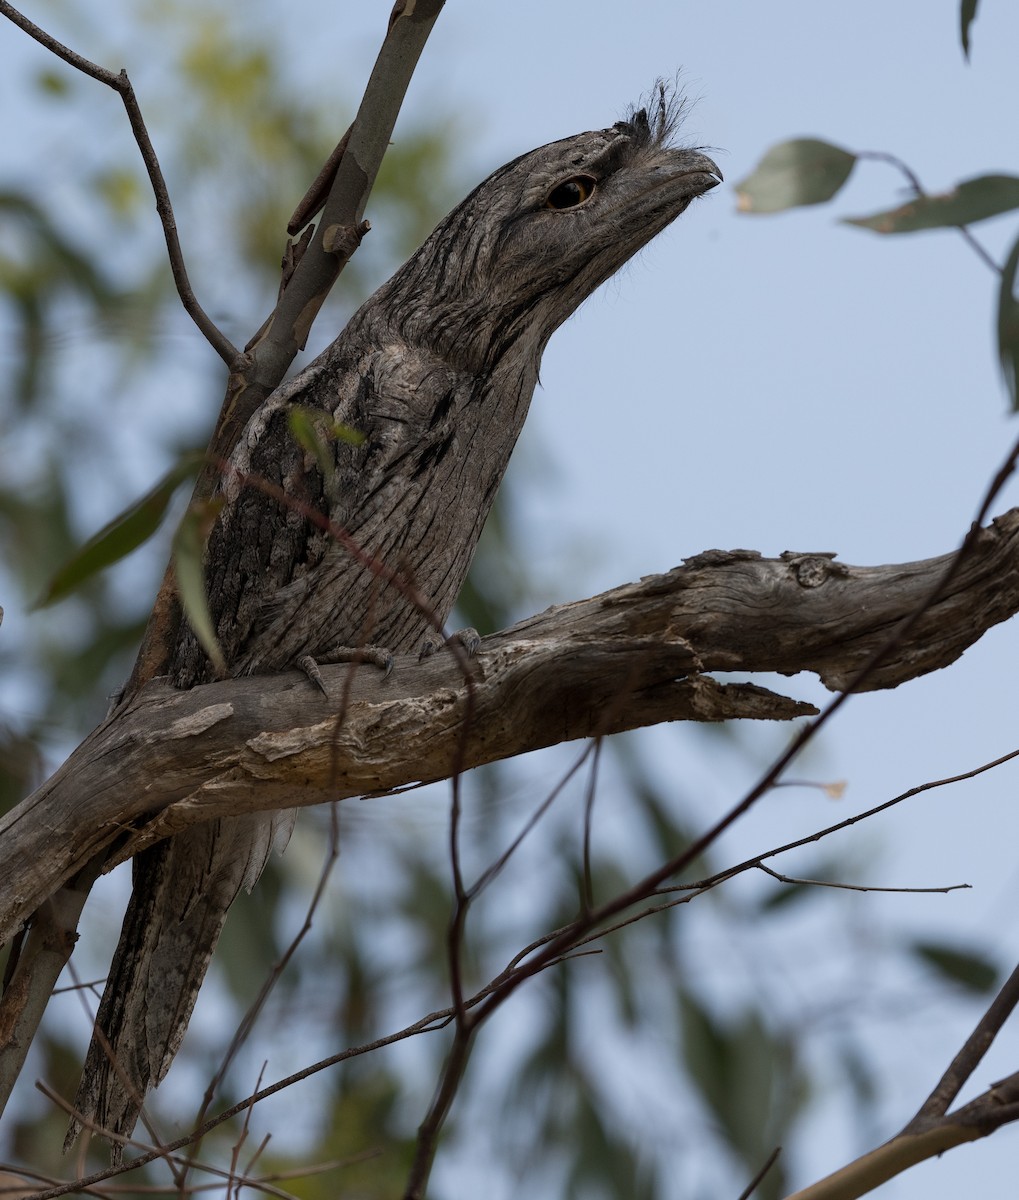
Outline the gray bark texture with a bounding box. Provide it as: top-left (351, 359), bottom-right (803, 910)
top-left (62, 103), bottom-right (721, 1153)
top-left (4, 509), bottom-right (1018, 940)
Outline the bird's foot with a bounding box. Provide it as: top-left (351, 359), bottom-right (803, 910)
top-left (419, 626), bottom-right (481, 661)
top-left (296, 644), bottom-right (394, 696)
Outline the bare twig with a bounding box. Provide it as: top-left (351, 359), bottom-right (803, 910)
top-left (243, 0), bottom-right (448, 392)
top-left (780, 944), bottom-right (1019, 1198)
top-left (403, 1028), bottom-right (474, 1200)
top-left (737, 1146), bottom-right (782, 1200)
top-left (505, 737), bottom-right (1014, 961)
top-left (581, 739), bottom-right (604, 913)
top-left (675, 745), bottom-right (1019, 896)
top-left (910, 957), bottom-right (1019, 1122)
top-left (469, 744), bottom-right (597, 901)
top-left (38, 1079), bottom-right (308, 1200)
top-left (28, 1009), bottom-right (454, 1198)
top-left (0, 1), bottom-right (239, 365)
top-left (287, 127), bottom-right (352, 235)
top-left (756, 863), bottom-right (969, 896)
top-left (784, 1026), bottom-right (1019, 1199)
top-left (225, 1063), bottom-right (267, 1200)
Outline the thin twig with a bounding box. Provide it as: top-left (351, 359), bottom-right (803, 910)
top-left (0, 1), bottom-right (239, 365)
top-left (581, 739), bottom-right (604, 913)
top-left (756, 863), bottom-right (969, 896)
top-left (225, 1064), bottom-right (266, 1200)
top-left (670, 745), bottom-right (1019, 896)
top-left (736, 1146), bottom-right (782, 1200)
top-left (784, 1061), bottom-right (1019, 1200)
top-left (402, 1028), bottom-right (474, 1200)
top-left (287, 127), bottom-right (352, 235)
top-left (468, 743), bottom-right (596, 901)
top-left (36, 1082), bottom-right (322, 1200)
top-left (910, 957), bottom-right (1019, 1122)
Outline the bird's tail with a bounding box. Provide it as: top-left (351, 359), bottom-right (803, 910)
top-left (65, 810), bottom-right (292, 1162)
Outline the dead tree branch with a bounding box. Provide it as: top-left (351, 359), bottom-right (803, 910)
top-left (3, 507), bottom-right (1018, 947)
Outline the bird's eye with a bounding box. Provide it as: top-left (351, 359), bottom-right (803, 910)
top-left (546, 176), bottom-right (596, 210)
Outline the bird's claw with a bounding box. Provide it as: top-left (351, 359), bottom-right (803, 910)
top-left (297, 644), bottom-right (394, 694)
top-left (296, 654), bottom-right (329, 696)
top-left (419, 626), bottom-right (481, 661)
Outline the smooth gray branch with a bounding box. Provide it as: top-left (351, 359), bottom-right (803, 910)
top-left (244, 0), bottom-right (448, 391)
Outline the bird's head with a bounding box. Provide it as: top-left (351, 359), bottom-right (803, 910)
top-left (377, 92), bottom-right (721, 374)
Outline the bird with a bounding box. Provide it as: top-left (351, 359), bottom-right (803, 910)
top-left (68, 93), bottom-right (720, 1157)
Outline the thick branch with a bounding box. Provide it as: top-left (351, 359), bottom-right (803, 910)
top-left (3, 509), bottom-right (1018, 945)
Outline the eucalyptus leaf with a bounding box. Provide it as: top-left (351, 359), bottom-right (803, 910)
top-left (736, 139), bottom-right (857, 214)
top-left (288, 405), bottom-right (336, 481)
top-left (844, 174), bottom-right (1019, 233)
top-left (998, 231), bottom-right (1019, 410)
top-left (912, 940), bottom-right (998, 993)
top-left (34, 457), bottom-right (200, 608)
top-left (289, 405), bottom-right (365, 481)
top-left (172, 499), bottom-right (226, 677)
top-left (960, 0), bottom-right (980, 59)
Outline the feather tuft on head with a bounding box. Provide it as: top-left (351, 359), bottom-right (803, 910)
top-left (618, 79), bottom-right (690, 148)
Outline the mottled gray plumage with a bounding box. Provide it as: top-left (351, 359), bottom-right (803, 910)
top-left (70, 100), bottom-right (719, 1153)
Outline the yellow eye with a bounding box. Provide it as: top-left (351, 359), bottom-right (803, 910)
top-left (546, 175), bottom-right (596, 210)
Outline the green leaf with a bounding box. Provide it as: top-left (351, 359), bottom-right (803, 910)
top-left (288, 405), bottom-right (335, 481)
top-left (736, 139), bottom-right (857, 214)
top-left (288, 405), bottom-right (365, 481)
top-left (998, 231), bottom-right (1019, 411)
top-left (94, 167), bottom-right (144, 219)
top-left (34, 457), bottom-right (200, 608)
top-left (173, 499), bottom-right (226, 677)
top-left (34, 69), bottom-right (70, 96)
top-left (960, 0), bottom-right (979, 59)
top-left (912, 940), bottom-right (998, 993)
top-left (844, 175), bottom-right (1019, 234)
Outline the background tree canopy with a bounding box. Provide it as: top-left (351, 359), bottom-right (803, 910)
top-left (2, 2), bottom-right (1019, 1198)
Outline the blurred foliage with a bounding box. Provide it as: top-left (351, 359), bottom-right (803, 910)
top-left (0, 3), bottom-right (1010, 1200)
top-left (736, 138), bottom-right (1019, 411)
top-left (735, 139), bottom-right (857, 214)
top-left (911, 941), bottom-right (1000, 995)
top-left (842, 174), bottom-right (1019, 234)
top-left (960, 0), bottom-right (980, 58)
